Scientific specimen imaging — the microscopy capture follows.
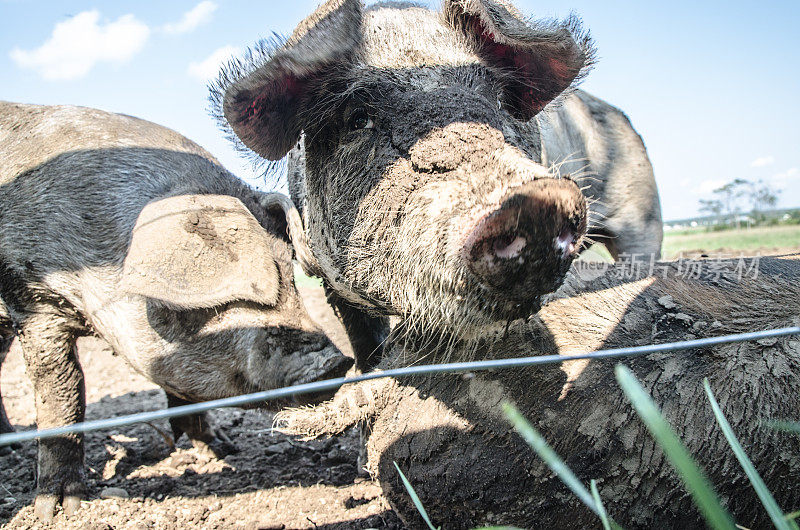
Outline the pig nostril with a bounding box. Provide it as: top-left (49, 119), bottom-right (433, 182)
top-left (556, 227), bottom-right (577, 257)
top-left (493, 234), bottom-right (527, 259)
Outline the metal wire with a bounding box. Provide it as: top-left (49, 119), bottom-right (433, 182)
top-left (1, 326), bottom-right (798, 446)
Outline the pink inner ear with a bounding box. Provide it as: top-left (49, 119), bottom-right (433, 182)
top-left (231, 70), bottom-right (316, 160)
top-left (465, 14), bottom-right (576, 119)
top-left (243, 93), bottom-right (270, 124)
top-left (547, 57), bottom-right (570, 82)
top-left (240, 73), bottom-right (307, 126)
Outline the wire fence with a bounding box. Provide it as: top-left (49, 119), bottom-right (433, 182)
top-left (1, 326), bottom-right (798, 447)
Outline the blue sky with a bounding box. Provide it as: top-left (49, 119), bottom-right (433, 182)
top-left (2, 0), bottom-right (798, 221)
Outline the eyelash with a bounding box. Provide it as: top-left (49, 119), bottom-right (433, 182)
top-left (347, 107), bottom-right (375, 131)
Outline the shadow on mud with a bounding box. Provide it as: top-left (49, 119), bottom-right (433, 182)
top-left (0, 389), bottom-right (401, 528)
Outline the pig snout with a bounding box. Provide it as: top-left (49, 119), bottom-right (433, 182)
top-left (462, 179), bottom-right (587, 298)
top-left (250, 325), bottom-right (353, 408)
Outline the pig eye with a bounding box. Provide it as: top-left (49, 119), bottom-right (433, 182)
top-left (348, 108), bottom-right (374, 131)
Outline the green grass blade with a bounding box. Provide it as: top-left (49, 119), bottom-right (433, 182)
top-left (591, 479), bottom-right (611, 530)
top-left (393, 461), bottom-right (439, 530)
top-left (614, 365), bottom-right (735, 530)
top-left (503, 402), bottom-right (598, 514)
top-left (786, 511), bottom-right (800, 521)
top-left (503, 404), bottom-right (628, 529)
top-left (703, 379), bottom-right (799, 530)
top-left (764, 420), bottom-right (800, 435)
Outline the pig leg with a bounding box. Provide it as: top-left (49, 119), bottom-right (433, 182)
top-left (0, 331), bottom-right (20, 456)
top-left (326, 288), bottom-right (389, 372)
top-left (274, 377), bottom-right (397, 438)
top-left (17, 313), bottom-right (85, 521)
top-left (0, 331), bottom-right (14, 435)
top-left (165, 392), bottom-right (238, 458)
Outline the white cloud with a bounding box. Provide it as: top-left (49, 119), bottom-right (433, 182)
top-left (188, 45), bottom-right (239, 80)
top-left (750, 155), bottom-right (775, 168)
top-left (9, 11), bottom-right (149, 81)
top-left (690, 179), bottom-right (727, 196)
top-left (162, 1), bottom-right (217, 34)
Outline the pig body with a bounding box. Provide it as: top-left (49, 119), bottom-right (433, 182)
top-left (536, 89), bottom-right (662, 258)
top-left (278, 256), bottom-right (800, 528)
top-left (214, 0), bottom-right (662, 369)
top-left (0, 101), bottom-right (351, 520)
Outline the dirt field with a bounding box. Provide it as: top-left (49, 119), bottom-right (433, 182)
top-left (0, 286), bottom-right (405, 529)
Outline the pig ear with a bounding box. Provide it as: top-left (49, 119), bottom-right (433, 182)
top-left (444, 0), bottom-right (594, 120)
top-left (211, 0), bottom-right (362, 161)
top-left (256, 191), bottom-right (323, 278)
top-left (120, 194), bottom-right (281, 309)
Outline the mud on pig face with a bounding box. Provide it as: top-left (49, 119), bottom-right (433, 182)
top-left (213, 0), bottom-right (593, 335)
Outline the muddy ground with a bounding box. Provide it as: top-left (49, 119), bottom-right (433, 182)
top-left (0, 286), bottom-right (405, 529)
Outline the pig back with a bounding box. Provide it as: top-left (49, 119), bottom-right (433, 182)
top-left (0, 101), bottom-right (219, 185)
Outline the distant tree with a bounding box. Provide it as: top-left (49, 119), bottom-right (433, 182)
top-left (712, 178), bottom-right (749, 228)
top-left (697, 178), bottom-right (781, 229)
top-left (747, 180), bottom-right (779, 223)
top-left (699, 198), bottom-right (723, 223)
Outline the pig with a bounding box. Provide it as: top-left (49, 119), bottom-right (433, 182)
top-left (0, 314), bottom-right (13, 445)
top-left (211, 0), bottom-right (663, 370)
top-left (0, 318), bottom-right (22, 458)
top-left (0, 101), bottom-right (352, 521)
top-left (277, 255), bottom-right (800, 528)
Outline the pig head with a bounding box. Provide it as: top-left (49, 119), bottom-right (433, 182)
top-left (213, 0), bottom-right (619, 365)
top-left (115, 192), bottom-right (349, 402)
